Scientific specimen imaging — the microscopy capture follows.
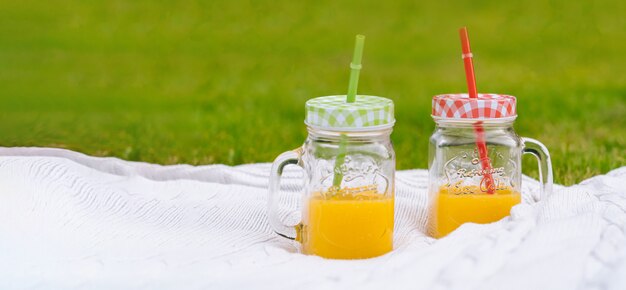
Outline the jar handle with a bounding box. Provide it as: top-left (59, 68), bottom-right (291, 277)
top-left (268, 147), bottom-right (304, 241)
top-left (521, 137), bottom-right (554, 201)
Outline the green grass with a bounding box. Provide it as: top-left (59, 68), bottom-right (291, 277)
top-left (0, 0), bottom-right (624, 185)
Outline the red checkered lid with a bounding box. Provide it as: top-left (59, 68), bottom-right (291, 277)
top-left (432, 93), bottom-right (517, 119)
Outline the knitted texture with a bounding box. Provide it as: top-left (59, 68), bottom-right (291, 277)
top-left (0, 147), bottom-right (624, 289)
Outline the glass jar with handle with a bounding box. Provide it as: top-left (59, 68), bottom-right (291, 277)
top-left (268, 95), bottom-right (395, 259)
top-left (428, 93), bottom-right (553, 238)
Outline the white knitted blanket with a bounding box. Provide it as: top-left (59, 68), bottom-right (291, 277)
top-left (0, 148), bottom-right (625, 290)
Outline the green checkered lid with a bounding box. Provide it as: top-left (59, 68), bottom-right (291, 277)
top-left (305, 95), bottom-right (395, 131)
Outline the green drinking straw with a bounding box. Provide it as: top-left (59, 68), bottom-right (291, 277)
top-left (347, 35), bottom-right (365, 102)
top-left (332, 34), bottom-right (365, 188)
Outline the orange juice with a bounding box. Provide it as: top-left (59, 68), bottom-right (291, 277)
top-left (300, 188), bottom-right (393, 259)
top-left (431, 186), bottom-right (520, 238)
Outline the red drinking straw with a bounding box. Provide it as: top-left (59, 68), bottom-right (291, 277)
top-left (459, 27), bottom-right (496, 194)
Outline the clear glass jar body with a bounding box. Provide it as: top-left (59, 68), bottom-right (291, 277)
top-left (427, 118), bottom-right (552, 238)
top-left (268, 126), bottom-right (395, 259)
top-left (301, 127), bottom-right (395, 200)
top-left (429, 118), bottom-right (523, 195)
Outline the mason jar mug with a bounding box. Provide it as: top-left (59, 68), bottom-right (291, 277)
top-left (268, 95), bottom-right (395, 259)
top-left (428, 93), bottom-right (553, 238)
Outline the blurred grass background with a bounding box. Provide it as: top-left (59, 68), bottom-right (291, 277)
top-left (0, 0), bottom-right (624, 185)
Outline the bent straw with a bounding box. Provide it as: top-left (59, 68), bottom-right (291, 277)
top-left (332, 34), bottom-right (365, 188)
top-left (459, 27), bottom-right (496, 194)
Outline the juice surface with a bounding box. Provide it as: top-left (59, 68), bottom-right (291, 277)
top-left (431, 186), bottom-right (521, 238)
top-left (301, 188), bottom-right (393, 259)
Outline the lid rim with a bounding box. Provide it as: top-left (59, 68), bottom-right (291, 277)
top-left (305, 95), bottom-right (395, 130)
top-left (432, 93), bottom-right (517, 119)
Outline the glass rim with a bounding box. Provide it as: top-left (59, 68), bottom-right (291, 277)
top-left (305, 125), bottom-right (393, 139)
top-left (304, 121), bottom-right (395, 133)
top-left (431, 115), bottom-right (518, 123)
